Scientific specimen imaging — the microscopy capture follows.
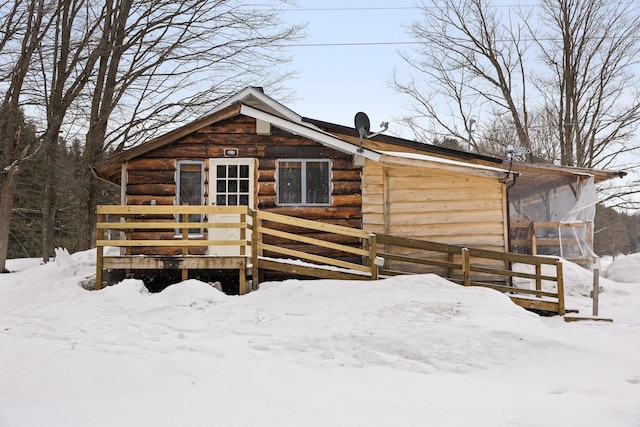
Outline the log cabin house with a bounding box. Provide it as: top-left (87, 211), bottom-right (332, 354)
top-left (94, 86), bottom-right (625, 297)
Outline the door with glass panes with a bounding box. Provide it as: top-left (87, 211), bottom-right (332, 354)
top-left (208, 158), bottom-right (254, 255)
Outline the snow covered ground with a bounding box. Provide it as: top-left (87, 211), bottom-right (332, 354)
top-left (1, 249), bottom-right (639, 426)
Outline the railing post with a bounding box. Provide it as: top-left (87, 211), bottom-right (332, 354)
top-left (447, 253), bottom-right (455, 279)
top-left (181, 211), bottom-right (188, 281)
top-left (461, 248), bottom-right (471, 286)
top-left (592, 268), bottom-right (600, 317)
top-left (369, 233), bottom-right (378, 281)
top-left (96, 209), bottom-right (104, 290)
top-left (556, 260), bottom-right (565, 316)
top-left (535, 263), bottom-right (542, 298)
top-left (240, 212), bottom-right (246, 256)
top-left (251, 208), bottom-right (260, 289)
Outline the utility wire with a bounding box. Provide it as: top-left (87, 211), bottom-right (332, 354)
top-left (283, 35), bottom-right (640, 47)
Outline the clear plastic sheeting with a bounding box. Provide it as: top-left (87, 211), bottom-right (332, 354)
top-left (509, 174), bottom-right (597, 267)
top-left (559, 176), bottom-right (598, 263)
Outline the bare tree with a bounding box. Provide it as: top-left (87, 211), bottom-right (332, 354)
top-left (394, 0), bottom-right (535, 160)
top-left (1, 0), bottom-right (303, 269)
top-left (73, 0), bottom-right (303, 250)
top-left (534, 0), bottom-right (640, 169)
top-left (0, 0), bottom-right (52, 272)
top-left (478, 107), bottom-right (561, 162)
top-left (33, 0), bottom-right (106, 261)
top-left (395, 0), bottom-right (640, 208)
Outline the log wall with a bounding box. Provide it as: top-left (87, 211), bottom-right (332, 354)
top-left (123, 115), bottom-right (363, 256)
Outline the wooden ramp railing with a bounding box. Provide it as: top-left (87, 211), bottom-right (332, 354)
top-left (96, 205), bottom-right (565, 315)
top-left (375, 233), bottom-right (565, 315)
top-left (253, 210), bottom-right (377, 281)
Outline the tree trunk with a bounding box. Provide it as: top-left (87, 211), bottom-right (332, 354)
top-left (41, 138), bottom-right (56, 262)
top-left (0, 168), bottom-right (19, 272)
top-left (76, 165), bottom-right (90, 251)
top-left (76, 160), bottom-right (98, 251)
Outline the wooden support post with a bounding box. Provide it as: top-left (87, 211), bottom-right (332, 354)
top-left (240, 213), bottom-right (246, 256)
top-left (96, 246), bottom-right (103, 290)
top-left (123, 214), bottom-right (130, 278)
top-left (447, 253), bottom-right (455, 279)
top-left (96, 212), bottom-right (104, 290)
top-left (555, 260), bottom-right (565, 316)
top-left (462, 248), bottom-right (471, 286)
top-left (251, 209), bottom-right (260, 289)
top-left (239, 261), bottom-right (247, 295)
top-left (239, 212), bottom-right (248, 294)
top-left (369, 233), bottom-right (378, 281)
top-left (592, 268), bottom-right (600, 317)
top-left (125, 215), bottom-right (132, 257)
top-left (181, 213), bottom-right (189, 282)
top-left (535, 264), bottom-right (542, 298)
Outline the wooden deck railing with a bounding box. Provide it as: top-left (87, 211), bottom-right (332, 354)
top-left (96, 205), bottom-right (255, 293)
top-left (96, 205), bottom-right (379, 293)
top-left (96, 206), bottom-right (565, 315)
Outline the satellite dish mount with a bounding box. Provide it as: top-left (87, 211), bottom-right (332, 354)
top-left (354, 112), bottom-right (388, 153)
top-left (504, 145), bottom-right (530, 181)
top-left (505, 145), bottom-right (530, 160)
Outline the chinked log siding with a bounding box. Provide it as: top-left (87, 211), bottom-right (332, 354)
top-left (122, 115), bottom-right (363, 256)
top-left (127, 170), bottom-right (174, 185)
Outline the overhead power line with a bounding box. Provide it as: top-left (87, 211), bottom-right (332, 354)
top-left (284, 35), bottom-right (640, 48)
top-left (285, 41), bottom-right (414, 47)
top-left (283, 7), bottom-right (419, 12)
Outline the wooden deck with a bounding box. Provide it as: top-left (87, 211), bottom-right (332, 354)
top-left (97, 205), bottom-right (566, 315)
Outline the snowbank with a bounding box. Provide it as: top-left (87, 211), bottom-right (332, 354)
top-left (1, 249), bottom-right (639, 426)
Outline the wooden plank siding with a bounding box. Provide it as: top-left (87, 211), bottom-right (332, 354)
top-left (362, 162), bottom-right (509, 277)
top-left (121, 115), bottom-right (363, 258)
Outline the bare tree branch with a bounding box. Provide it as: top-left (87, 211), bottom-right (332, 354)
top-left (394, 0), bottom-right (534, 159)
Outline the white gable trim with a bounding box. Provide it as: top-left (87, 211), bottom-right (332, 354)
top-left (213, 87), bottom-right (301, 122)
top-left (240, 104), bottom-right (382, 162)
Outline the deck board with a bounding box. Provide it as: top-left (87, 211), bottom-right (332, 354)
top-left (102, 255), bottom-right (249, 270)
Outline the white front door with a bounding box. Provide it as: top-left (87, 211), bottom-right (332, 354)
top-left (208, 158), bottom-right (255, 255)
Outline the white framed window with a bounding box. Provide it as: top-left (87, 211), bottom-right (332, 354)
top-left (277, 159), bottom-right (331, 206)
top-left (176, 160), bottom-right (204, 236)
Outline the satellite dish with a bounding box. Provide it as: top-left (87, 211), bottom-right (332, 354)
top-left (505, 145), bottom-right (530, 159)
top-left (354, 112), bottom-right (370, 139)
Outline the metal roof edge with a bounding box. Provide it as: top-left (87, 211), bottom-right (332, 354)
top-left (378, 151), bottom-right (513, 178)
